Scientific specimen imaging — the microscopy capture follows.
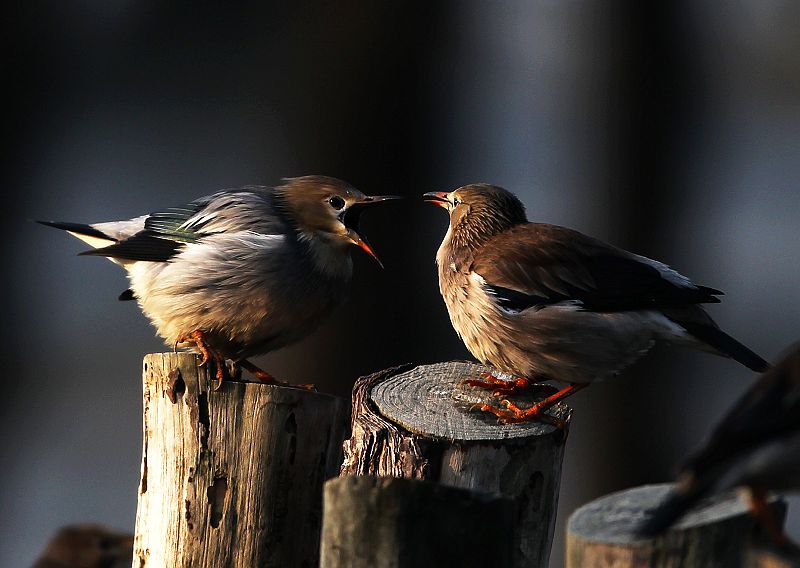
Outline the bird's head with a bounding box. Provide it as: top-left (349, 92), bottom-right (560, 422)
top-left (276, 176), bottom-right (400, 267)
top-left (424, 184), bottom-right (527, 246)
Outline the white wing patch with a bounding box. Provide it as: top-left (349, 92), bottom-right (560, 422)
top-left (630, 253), bottom-right (695, 288)
top-left (67, 231), bottom-right (115, 250)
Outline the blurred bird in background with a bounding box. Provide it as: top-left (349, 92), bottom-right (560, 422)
top-left (425, 184), bottom-right (768, 423)
top-left (638, 344), bottom-right (800, 548)
top-left (41, 176), bottom-right (398, 387)
top-left (32, 524), bottom-right (133, 568)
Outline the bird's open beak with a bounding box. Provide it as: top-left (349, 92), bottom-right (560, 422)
top-left (343, 195), bottom-right (402, 268)
top-left (423, 191), bottom-right (450, 209)
top-left (346, 228), bottom-right (384, 268)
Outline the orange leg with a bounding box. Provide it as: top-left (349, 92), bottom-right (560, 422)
top-left (478, 402), bottom-right (566, 428)
top-left (463, 372), bottom-right (559, 397)
top-left (480, 382), bottom-right (587, 426)
top-left (748, 486), bottom-right (794, 550)
top-left (238, 359), bottom-right (316, 391)
top-left (177, 330), bottom-right (227, 389)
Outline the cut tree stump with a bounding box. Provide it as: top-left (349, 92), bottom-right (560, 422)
top-left (566, 483), bottom-right (787, 568)
top-left (320, 476), bottom-right (515, 568)
top-left (339, 361), bottom-right (572, 567)
top-left (133, 352), bottom-right (349, 568)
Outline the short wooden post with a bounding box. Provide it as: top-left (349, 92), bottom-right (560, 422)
top-left (566, 484), bottom-right (787, 568)
top-left (320, 476), bottom-right (515, 568)
top-left (339, 362), bottom-right (573, 567)
top-left (133, 353), bottom-right (349, 568)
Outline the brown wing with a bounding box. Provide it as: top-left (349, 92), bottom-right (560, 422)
top-left (471, 223), bottom-right (722, 312)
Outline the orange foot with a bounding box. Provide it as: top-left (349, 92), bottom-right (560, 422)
top-left (177, 330), bottom-right (227, 389)
top-left (462, 372), bottom-right (534, 396)
top-left (463, 371), bottom-right (560, 397)
top-left (748, 486), bottom-right (798, 551)
top-left (477, 382), bottom-right (587, 428)
top-left (238, 359), bottom-right (317, 392)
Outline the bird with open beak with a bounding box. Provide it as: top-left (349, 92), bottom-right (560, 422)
top-left (424, 184), bottom-right (768, 423)
top-left (41, 175), bottom-right (399, 387)
top-left (638, 344), bottom-right (800, 549)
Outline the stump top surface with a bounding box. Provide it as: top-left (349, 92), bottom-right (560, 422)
top-left (567, 483), bottom-right (754, 544)
top-left (370, 361), bottom-right (571, 441)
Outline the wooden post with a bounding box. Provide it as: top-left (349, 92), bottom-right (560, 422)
top-left (566, 484), bottom-right (787, 568)
top-left (339, 362), bottom-right (572, 568)
top-left (133, 353), bottom-right (348, 568)
top-left (320, 476), bottom-right (515, 568)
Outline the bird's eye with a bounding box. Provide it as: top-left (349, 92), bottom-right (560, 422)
top-left (329, 196), bottom-right (346, 210)
top-left (453, 197), bottom-right (461, 206)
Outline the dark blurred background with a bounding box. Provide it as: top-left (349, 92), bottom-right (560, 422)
top-left (3, 2), bottom-right (800, 566)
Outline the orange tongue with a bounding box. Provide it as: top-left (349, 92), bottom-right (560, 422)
top-left (355, 238), bottom-right (383, 269)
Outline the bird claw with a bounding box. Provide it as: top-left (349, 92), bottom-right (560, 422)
top-left (475, 398), bottom-right (565, 428)
top-left (178, 330), bottom-right (228, 389)
top-left (470, 379), bottom-right (583, 428)
top-left (501, 399), bottom-right (567, 428)
top-left (237, 359), bottom-right (315, 390)
top-left (212, 365), bottom-right (226, 391)
top-left (462, 372), bottom-right (536, 397)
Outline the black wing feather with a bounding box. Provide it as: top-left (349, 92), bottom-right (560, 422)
top-left (80, 233), bottom-right (183, 262)
top-left (37, 221), bottom-right (112, 241)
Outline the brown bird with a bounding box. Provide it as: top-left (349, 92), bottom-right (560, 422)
top-left (424, 184), bottom-right (768, 423)
top-left (638, 344), bottom-right (800, 548)
top-left (33, 524), bottom-right (133, 568)
top-left (42, 176), bottom-right (398, 388)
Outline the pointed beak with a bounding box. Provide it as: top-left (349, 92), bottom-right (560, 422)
top-left (342, 194), bottom-right (402, 268)
top-left (346, 228), bottom-right (384, 269)
top-left (423, 191), bottom-right (450, 209)
top-left (358, 195), bottom-right (403, 204)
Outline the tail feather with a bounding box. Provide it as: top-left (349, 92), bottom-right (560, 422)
top-left (37, 220), bottom-right (116, 250)
top-left (37, 221), bottom-right (110, 240)
top-left (680, 321), bottom-right (770, 373)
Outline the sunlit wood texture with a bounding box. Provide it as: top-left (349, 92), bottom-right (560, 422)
top-left (340, 361), bottom-right (572, 567)
top-left (133, 352), bottom-right (348, 568)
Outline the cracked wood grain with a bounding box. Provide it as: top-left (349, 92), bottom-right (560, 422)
top-left (133, 352), bottom-right (348, 568)
top-left (339, 362), bottom-right (572, 568)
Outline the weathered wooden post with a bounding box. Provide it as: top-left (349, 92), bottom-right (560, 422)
top-left (320, 476), bottom-right (515, 568)
top-left (339, 362), bottom-right (572, 567)
top-left (133, 352), bottom-right (348, 568)
top-left (566, 484), bottom-right (787, 568)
